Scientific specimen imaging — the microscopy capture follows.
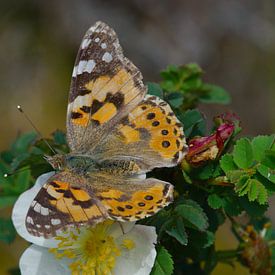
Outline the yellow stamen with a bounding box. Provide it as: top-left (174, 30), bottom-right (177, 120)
top-left (49, 221), bottom-right (136, 274)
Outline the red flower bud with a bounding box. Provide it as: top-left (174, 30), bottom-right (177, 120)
top-left (185, 123), bottom-right (234, 166)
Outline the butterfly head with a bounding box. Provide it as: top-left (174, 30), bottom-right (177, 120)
top-left (44, 154), bottom-right (66, 171)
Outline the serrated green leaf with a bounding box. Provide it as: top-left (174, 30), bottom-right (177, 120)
top-left (147, 82), bottom-right (164, 98)
top-left (257, 165), bottom-right (275, 184)
top-left (255, 181), bottom-right (268, 205)
top-left (235, 175), bottom-right (250, 196)
top-left (248, 179), bottom-right (260, 201)
top-left (150, 246), bottom-right (174, 275)
top-left (176, 200), bottom-right (208, 231)
top-left (233, 138), bottom-right (254, 169)
top-left (242, 178), bottom-right (268, 204)
top-left (207, 194), bottom-right (225, 209)
top-left (226, 169), bottom-right (247, 183)
top-left (166, 217), bottom-right (188, 245)
top-left (199, 84), bottom-right (231, 104)
top-left (220, 154), bottom-right (238, 173)
top-left (0, 218), bottom-right (16, 244)
top-left (251, 135), bottom-right (275, 162)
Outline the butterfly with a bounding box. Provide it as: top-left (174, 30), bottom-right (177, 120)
top-left (25, 21), bottom-right (188, 238)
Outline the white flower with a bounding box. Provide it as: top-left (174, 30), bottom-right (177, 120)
top-left (12, 172), bottom-right (157, 275)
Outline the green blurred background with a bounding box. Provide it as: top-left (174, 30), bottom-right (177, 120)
top-left (0, 0), bottom-right (274, 274)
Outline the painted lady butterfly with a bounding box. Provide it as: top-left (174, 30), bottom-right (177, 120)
top-left (25, 21), bottom-right (188, 238)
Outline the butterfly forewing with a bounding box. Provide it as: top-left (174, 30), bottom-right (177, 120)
top-left (67, 21), bottom-right (146, 153)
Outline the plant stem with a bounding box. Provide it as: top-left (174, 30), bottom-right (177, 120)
top-left (216, 249), bottom-right (241, 261)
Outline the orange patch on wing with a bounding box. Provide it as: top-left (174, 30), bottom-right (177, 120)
top-left (64, 198), bottom-right (88, 222)
top-left (70, 188), bottom-right (91, 202)
top-left (71, 109), bottom-right (89, 126)
top-left (100, 184), bottom-right (173, 220)
top-left (83, 205), bottom-right (103, 219)
top-left (119, 125), bottom-right (140, 144)
top-left (91, 102), bottom-right (117, 124)
top-left (100, 189), bottom-right (125, 199)
top-left (85, 69), bottom-right (139, 105)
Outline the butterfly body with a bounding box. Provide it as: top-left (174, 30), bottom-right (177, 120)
top-left (26, 21), bottom-right (188, 238)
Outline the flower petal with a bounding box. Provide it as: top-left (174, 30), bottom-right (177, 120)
top-left (20, 244), bottom-right (71, 275)
top-left (109, 222), bottom-right (136, 239)
top-left (114, 225), bottom-right (157, 275)
top-left (12, 172), bottom-right (59, 248)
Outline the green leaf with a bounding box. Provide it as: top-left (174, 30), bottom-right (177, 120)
top-left (235, 175), bottom-right (250, 196)
top-left (0, 218), bottom-right (16, 244)
top-left (150, 246), bottom-right (174, 275)
top-left (178, 109), bottom-right (205, 137)
top-left (257, 164), bottom-right (275, 184)
top-left (245, 179), bottom-right (268, 204)
top-left (223, 195), bottom-right (243, 216)
top-left (147, 82), bottom-right (164, 98)
top-left (238, 197), bottom-right (268, 217)
top-left (199, 84), bottom-right (231, 104)
top-left (226, 169), bottom-right (247, 183)
top-left (15, 169), bottom-right (31, 193)
top-left (0, 196), bottom-right (17, 208)
top-left (251, 135), bottom-right (275, 162)
top-left (262, 150), bottom-right (275, 169)
top-left (166, 92), bottom-right (184, 108)
top-left (11, 132), bottom-right (37, 154)
top-left (220, 154), bottom-right (238, 174)
top-left (53, 130), bottom-right (67, 145)
top-left (233, 138), bottom-right (254, 169)
top-left (176, 200), bottom-right (208, 231)
top-left (207, 194), bottom-right (225, 209)
top-left (166, 217), bottom-right (188, 245)
top-left (203, 231), bottom-right (215, 248)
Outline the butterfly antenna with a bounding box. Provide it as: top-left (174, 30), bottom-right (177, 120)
top-left (17, 105), bottom-right (56, 154)
top-left (4, 167), bottom-right (31, 178)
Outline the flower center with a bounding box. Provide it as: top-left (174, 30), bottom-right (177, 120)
top-left (49, 221), bottom-right (135, 275)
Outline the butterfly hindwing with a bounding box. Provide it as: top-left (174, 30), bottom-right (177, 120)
top-left (94, 95), bottom-right (188, 173)
top-left (67, 21), bottom-right (146, 153)
top-left (25, 172), bottom-right (106, 238)
top-left (89, 172), bottom-right (174, 222)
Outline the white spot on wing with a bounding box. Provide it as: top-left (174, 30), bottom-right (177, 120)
top-left (33, 203), bottom-right (41, 213)
top-left (51, 218), bottom-right (61, 225)
top-left (75, 60), bottom-right (96, 75)
top-left (31, 200), bottom-right (36, 207)
top-left (69, 93), bottom-right (91, 110)
top-left (101, 43), bottom-right (107, 49)
top-left (102, 52), bottom-right (113, 63)
top-left (77, 60), bottom-right (87, 75)
top-left (81, 38), bottom-right (91, 49)
top-left (85, 60), bottom-right (96, 73)
top-left (72, 66), bottom-right (77, 77)
top-left (36, 224), bottom-right (41, 228)
top-left (45, 225), bottom-right (51, 229)
top-left (26, 216), bottom-right (34, 224)
top-left (95, 37), bottom-right (100, 43)
top-left (40, 206), bottom-right (49, 216)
